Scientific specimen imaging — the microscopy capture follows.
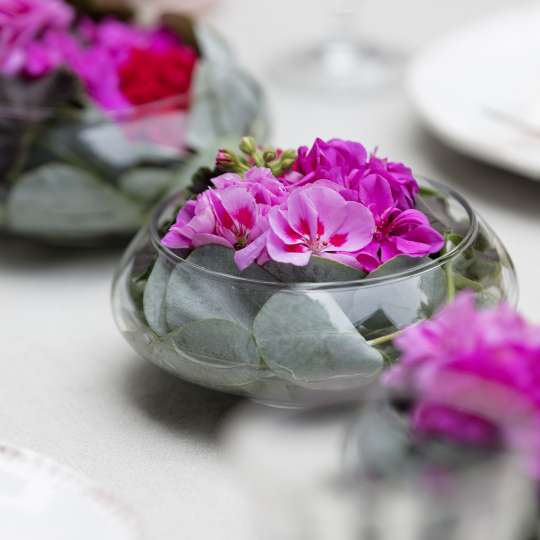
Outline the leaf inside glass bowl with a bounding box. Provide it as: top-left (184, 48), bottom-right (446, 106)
top-left (253, 291), bottom-right (384, 390)
top-left (6, 162), bottom-right (142, 238)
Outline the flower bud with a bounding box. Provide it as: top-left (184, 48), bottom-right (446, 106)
top-left (263, 149), bottom-right (276, 162)
top-left (216, 149), bottom-right (234, 169)
top-left (239, 136), bottom-right (258, 156)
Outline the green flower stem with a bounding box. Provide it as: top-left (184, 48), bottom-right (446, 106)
top-left (446, 262), bottom-right (456, 302)
top-left (367, 329), bottom-right (403, 347)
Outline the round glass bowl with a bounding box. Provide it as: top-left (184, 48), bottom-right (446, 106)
top-left (111, 179), bottom-right (518, 407)
top-left (0, 27), bottom-right (268, 246)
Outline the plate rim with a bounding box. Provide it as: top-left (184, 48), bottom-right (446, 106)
top-left (0, 442), bottom-right (144, 540)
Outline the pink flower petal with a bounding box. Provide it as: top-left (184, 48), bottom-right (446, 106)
top-left (268, 207), bottom-right (304, 245)
top-left (266, 230), bottom-right (311, 266)
top-left (358, 174), bottom-right (394, 216)
top-left (287, 187), bottom-right (320, 239)
top-left (299, 185), bottom-right (349, 241)
top-left (192, 233), bottom-right (233, 249)
top-left (326, 201), bottom-right (374, 252)
top-left (234, 232), bottom-right (268, 271)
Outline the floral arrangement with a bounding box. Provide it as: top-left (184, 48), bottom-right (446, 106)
top-left (0, 0), bottom-right (267, 242)
top-left (114, 136), bottom-right (511, 402)
top-left (161, 137), bottom-right (445, 273)
top-left (376, 294), bottom-right (540, 537)
top-left (385, 292), bottom-right (540, 478)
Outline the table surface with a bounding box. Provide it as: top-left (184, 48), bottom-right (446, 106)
top-left (2, 0), bottom-right (539, 538)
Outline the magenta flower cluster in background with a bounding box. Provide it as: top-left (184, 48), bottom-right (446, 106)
top-left (0, 0), bottom-right (198, 111)
top-left (162, 138), bottom-right (445, 272)
top-left (385, 292), bottom-right (540, 478)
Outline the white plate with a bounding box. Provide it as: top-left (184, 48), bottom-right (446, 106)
top-left (0, 444), bottom-right (143, 540)
top-left (408, 4), bottom-right (540, 180)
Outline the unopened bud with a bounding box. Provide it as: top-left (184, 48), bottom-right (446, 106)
top-left (263, 150), bottom-right (276, 162)
top-left (239, 136), bottom-right (258, 156)
top-left (216, 149), bottom-right (234, 168)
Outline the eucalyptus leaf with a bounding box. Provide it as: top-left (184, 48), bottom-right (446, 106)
top-left (119, 168), bottom-right (175, 204)
top-left (253, 291), bottom-right (384, 389)
top-left (342, 256), bottom-right (447, 331)
top-left (6, 163), bottom-right (142, 237)
top-left (165, 245), bottom-right (277, 331)
top-left (168, 138), bottom-right (237, 196)
top-left (194, 23), bottom-right (233, 64)
top-left (186, 61), bottom-right (267, 150)
top-left (154, 320), bottom-right (263, 388)
top-left (264, 256), bottom-right (365, 283)
top-left (416, 193), bottom-right (469, 236)
top-left (171, 319), bottom-right (260, 367)
top-left (78, 115), bottom-right (182, 169)
top-left (143, 257), bottom-right (172, 336)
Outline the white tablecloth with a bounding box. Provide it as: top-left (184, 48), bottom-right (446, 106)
top-left (2, 1), bottom-right (539, 538)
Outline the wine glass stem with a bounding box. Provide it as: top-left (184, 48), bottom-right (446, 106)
top-left (328, 0), bottom-right (361, 45)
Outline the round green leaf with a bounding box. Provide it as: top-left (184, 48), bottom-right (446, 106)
top-left (165, 245), bottom-right (277, 331)
top-left (253, 291), bottom-right (383, 390)
top-left (143, 258), bottom-right (172, 336)
top-left (6, 162), bottom-right (142, 237)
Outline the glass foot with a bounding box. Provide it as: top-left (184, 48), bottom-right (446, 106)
top-left (276, 40), bottom-right (402, 95)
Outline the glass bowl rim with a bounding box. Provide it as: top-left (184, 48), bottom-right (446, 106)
top-left (0, 93), bottom-right (193, 124)
top-left (149, 177), bottom-right (479, 291)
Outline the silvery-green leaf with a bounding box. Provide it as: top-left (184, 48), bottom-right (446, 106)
top-left (143, 257), bottom-right (172, 336)
top-left (79, 117), bottom-right (181, 169)
top-left (194, 23), bottom-right (234, 65)
top-left (6, 163), bottom-right (142, 237)
top-left (119, 168), bottom-right (175, 204)
top-left (165, 245), bottom-right (277, 330)
top-left (166, 138), bottom-right (237, 195)
top-left (186, 61), bottom-right (267, 150)
top-left (265, 256), bottom-right (365, 283)
top-left (171, 319), bottom-right (260, 367)
top-left (154, 320), bottom-right (263, 388)
top-left (343, 256), bottom-right (446, 331)
top-left (253, 291), bottom-right (383, 389)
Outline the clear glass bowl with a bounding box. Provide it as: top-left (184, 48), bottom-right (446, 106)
top-left (111, 178), bottom-right (518, 407)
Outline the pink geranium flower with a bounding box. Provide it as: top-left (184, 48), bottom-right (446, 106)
top-left (365, 153), bottom-right (419, 211)
top-left (162, 187), bottom-right (269, 271)
top-left (384, 292), bottom-right (540, 476)
top-left (288, 138), bottom-right (419, 210)
top-left (212, 168), bottom-right (288, 206)
top-left (69, 21), bottom-right (190, 111)
top-left (0, 0), bottom-right (74, 76)
top-left (266, 185), bottom-right (374, 268)
top-left (162, 197), bottom-right (214, 250)
top-left (354, 175), bottom-right (444, 272)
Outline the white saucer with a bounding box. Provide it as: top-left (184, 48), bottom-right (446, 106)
top-left (0, 444), bottom-right (143, 540)
top-left (408, 4), bottom-right (540, 180)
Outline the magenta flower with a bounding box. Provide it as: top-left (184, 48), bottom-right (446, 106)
top-left (293, 138), bottom-right (368, 185)
top-left (289, 138), bottom-right (419, 210)
top-left (212, 168), bottom-right (288, 206)
top-left (0, 0), bottom-right (74, 76)
top-left (24, 29), bottom-right (77, 78)
top-left (162, 197), bottom-right (214, 250)
top-left (266, 185), bottom-right (374, 268)
top-left (162, 186), bottom-right (269, 271)
top-left (67, 41), bottom-right (132, 111)
top-left (384, 293), bottom-right (540, 476)
top-left (365, 153), bottom-right (419, 211)
top-left (67, 21), bottom-right (183, 111)
top-left (354, 175), bottom-right (444, 272)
